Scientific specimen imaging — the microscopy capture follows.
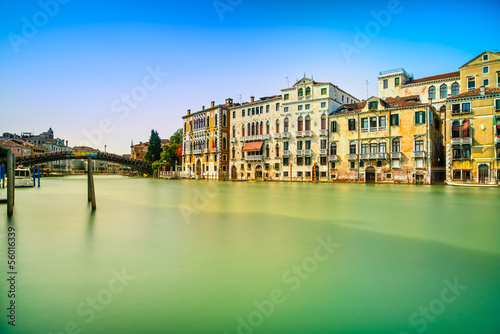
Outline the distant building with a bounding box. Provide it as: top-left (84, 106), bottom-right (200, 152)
top-left (0, 139), bottom-right (31, 158)
top-left (131, 139), bottom-right (170, 160)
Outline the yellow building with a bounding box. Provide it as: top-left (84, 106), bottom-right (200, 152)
top-left (445, 86), bottom-right (500, 183)
top-left (329, 96), bottom-right (443, 184)
top-left (182, 99), bottom-right (232, 180)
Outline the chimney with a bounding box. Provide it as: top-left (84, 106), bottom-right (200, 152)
top-left (480, 86), bottom-right (485, 96)
top-left (250, 96), bottom-right (255, 103)
top-left (187, 109), bottom-right (191, 115)
top-left (202, 106), bottom-right (205, 110)
top-left (211, 101), bottom-right (215, 108)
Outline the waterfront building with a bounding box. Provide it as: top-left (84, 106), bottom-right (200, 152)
top-left (131, 139), bottom-right (170, 160)
top-left (228, 95), bottom-right (282, 180)
top-left (0, 139), bottom-right (31, 158)
top-left (328, 96), bottom-right (443, 184)
top-left (181, 100), bottom-right (232, 180)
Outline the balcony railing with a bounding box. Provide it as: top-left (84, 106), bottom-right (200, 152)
top-left (376, 152), bottom-right (388, 160)
top-left (303, 130), bottom-right (312, 137)
top-left (304, 149), bottom-right (312, 156)
top-left (414, 151), bottom-right (426, 158)
top-left (319, 129), bottom-right (328, 136)
top-left (360, 153), bottom-right (370, 160)
top-left (298, 96), bottom-right (304, 101)
top-left (262, 134), bottom-right (270, 140)
top-left (204, 149), bottom-right (209, 154)
top-left (328, 155), bottom-right (338, 161)
top-left (282, 150), bottom-right (289, 157)
top-left (451, 137), bottom-right (472, 146)
top-left (296, 150), bottom-right (304, 156)
top-left (281, 132), bottom-right (290, 139)
top-left (319, 149), bottom-right (327, 155)
top-left (296, 131), bottom-right (303, 137)
top-left (239, 137), bottom-right (245, 142)
top-left (193, 149), bottom-right (203, 155)
top-left (347, 154), bottom-right (357, 160)
top-left (305, 95), bottom-right (312, 100)
top-left (274, 133), bottom-right (281, 139)
top-left (391, 152), bottom-right (402, 159)
top-left (255, 135), bottom-right (263, 140)
top-left (246, 155), bottom-right (263, 161)
top-left (451, 109), bottom-right (472, 115)
top-left (230, 138), bottom-right (237, 143)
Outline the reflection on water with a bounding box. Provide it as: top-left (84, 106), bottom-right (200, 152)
top-left (1, 176), bottom-right (499, 334)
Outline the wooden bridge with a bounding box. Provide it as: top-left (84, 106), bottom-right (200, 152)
top-left (0, 150), bottom-right (153, 216)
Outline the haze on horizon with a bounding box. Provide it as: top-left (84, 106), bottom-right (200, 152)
top-left (1, 0), bottom-right (498, 155)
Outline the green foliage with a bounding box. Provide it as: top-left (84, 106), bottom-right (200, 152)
top-left (144, 130), bottom-right (162, 162)
top-left (169, 128), bottom-right (182, 146)
top-left (159, 142), bottom-right (180, 166)
top-left (0, 146), bottom-right (7, 159)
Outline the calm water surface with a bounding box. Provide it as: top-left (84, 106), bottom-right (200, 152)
top-left (1, 176), bottom-right (499, 334)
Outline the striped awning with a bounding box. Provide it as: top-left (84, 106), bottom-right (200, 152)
top-left (242, 141), bottom-right (264, 152)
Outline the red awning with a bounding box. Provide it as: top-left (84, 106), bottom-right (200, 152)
top-left (242, 141), bottom-right (264, 152)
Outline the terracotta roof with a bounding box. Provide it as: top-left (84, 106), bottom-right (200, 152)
top-left (447, 87), bottom-right (500, 99)
top-left (242, 141), bottom-right (264, 152)
top-left (334, 97), bottom-right (428, 115)
top-left (335, 101), bottom-right (366, 115)
top-left (385, 95), bottom-right (420, 103)
top-left (403, 71), bottom-right (460, 85)
top-left (231, 95), bottom-right (281, 108)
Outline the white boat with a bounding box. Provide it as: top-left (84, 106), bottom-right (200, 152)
top-left (14, 168), bottom-right (34, 187)
top-left (445, 180), bottom-right (498, 187)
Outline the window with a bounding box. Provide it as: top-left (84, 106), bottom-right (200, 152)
top-left (305, 87), bottom-right (311, 96)
top-left (415, 140), bottom-right (424, 152)
top-left (330, 143), bottom-right (337, 155)
top-left (266, 105), bottom-right (270, 113)
top-left (232, 148), bottom-right (235, 159)
top-left (275, 144), bottom-right (280, 157)
top-left (321, 115), bottom-right (326, 130)
top-left (348, 119), bottom-right (356, 131)
top-left (305, 104), bottom-right (310, 110)
top-left (321, 88), bottom-right (327, 95)
top-left (462, 102), bottom-right (471, 113)
top-left (232, 111), bottom-right (236, 119)
top-left (298, 88), bottom-right (304, 97)
top-left (468, 77), bottom-right (475, 90)
top-left (376, 161), bottom-right (382, 168)
top-left (395, 77), bottom-right (400, 86)
top-left (359, 161), bottom-right (365, 168)
top-left (284, 94), bottom-right (289, 100)
top-left (440, 84), bottom-right (447, 99)
top-left (350, 161), bottom-right (356, 169)
top-left (497, 72), bottom-right (500, 87)
top-left (428, 86), bottom-right (436, 100)
top-left (451, 82), bottom-right (459, 96)
top-left (370, 117), bottom-right (377, 129)
top-left (415, 159), bottom-right (424, 169)
top-left (298, 105), bottom-right (303, 111)
top-left (361, 144), bottom-right (369, 154)
top-left (392, 159), bottom-right (400, 169)
top-left (331, 162), bottom-right (336, 169)
top-left (390, 114), bottom-right (399, 126)
top-left (284, 118), bottom-right (289, 132)
top-left (298, 117), bottom-right (303, 131)
top-left (284, 141), bottom-right (289, 151)
top-left (483, 66), bottom-right (489, 74)
top-left (223, 112), bottom-right (227, 127)
top-left (483, 54), bottom-right (489, 61)
top-left (379, 142), bottom-right (386, 153)
top-left (305, 117), bottom-right (311, 131)
top-left (284, 107), bottom-right (289, 112)
top-left (321, 102), bottom-right (327, 108)
top-left (305, 140), bottom-right (311, 150)
top-left (276, 103), bottom-right (280, 111)
top-left (297, 141), bottom-right (303, 150)
top-left (370, 143), bottom-right (377, 153)
top-left (368, 101), bottom-right (378, 110)
top-left (283, 158), bottom-right (289, 165)
top-left (383, 79), bottom-right (388, 89)
top-left (392, 140), bottom-right (400, 153)
top-left (496, 99), bottom-right (500, 111)
top-left (349, 142), bottom-right (356, 154)
top-left (361, 117), bottom-right (368, 130)
top-left (331, 121), bottom-right (338, 132)
top-left (453, 170), bottom-right (472, 181)
top-left (379, 116), bottom-right (386, 128)
top-left (484, 79), bottom-right (489, 86)
top-left (415, 111), bottom-right (426, 124)
top-left (297, 158), bottom-right (303, 166)
top-left (242, 110), bottom-right (245, 117)
top-left (275, 120), bottom-right (279, 134)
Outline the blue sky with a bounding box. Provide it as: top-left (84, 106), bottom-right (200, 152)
top-left (0, 0), bottom-right (498, 154)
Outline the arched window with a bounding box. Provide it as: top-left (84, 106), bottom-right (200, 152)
top-left (392, 139), bottom-right (400, 153)
top-left (305, 87), bottom-right (311, 96)
top-left (222, 137), bottom-right (226, 150)
top-left (260, 121), bottom-right (263, 136)
top-left (241, 145), bottom-right (245, 159)
top-left (252, 123), bottom-right (255, 136)
top-left (428, 86), bottom-right (436, 100)
top-left (247, 124), bottom-right (251, 136)
top-left (284, 118), bottom-right (289, 132)
top-left (266, 144), bottom-right (270, 157)
top-left (242, 125), bottom-right (245, 137)
top-left (321, 114), bottom-right (326, 130)
top-left (349, 141), bottom-right (356, 154)
top-left (207, 116), bottom-right (210, 127)
top-left (223, 112), bottom-right (227, 127)
top-left (305, 116), bottom-right (311, 131)
top-left (232, 148), bottom-right (235, 159)
top-left (298, 117), bottom-right (303, 131)
top-left (215, 114), bottom-right (218, 126)
top-left (266, 121), bottom-right (270, 134)
top-left (298, 88), bottom-right (304, 97)
top-left (255, 122), bottom-right (259, 135)
top-left (440, 105), bottom-right (446, 113)
top-left (275, 144), bottom-right (280, 158)
top-left (276, 120), bottom-right (280, 134)
top-left (330, 143), bottom-right (337, 155)
top-left (452, 121), bottom-right (461, 138)
top-left (232, 126), bottom-right (236, 138)
top-left (451, 82), bottom-right (459, 96)
top-left (440, 84), bottom-right (447, 99)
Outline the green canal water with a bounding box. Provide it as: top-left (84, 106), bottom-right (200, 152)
top-left (1, 176), bottom-right (500, 334)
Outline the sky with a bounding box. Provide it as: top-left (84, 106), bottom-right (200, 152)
top-left (0, 0), bottom-right (499, 155)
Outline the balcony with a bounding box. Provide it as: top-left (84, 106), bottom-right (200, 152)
top-left (296, 131), bottom-right (303, 137)
top-left (246, 155), bottom-right (263, 161)
top-left (414, 151), bottom-right (426, 158)
top-left (360, 153), bottom-right (370, 160)
top-left (255, 135), bottom-right (263, 140)
top-left (304, 149), bottom-right (312, 156)
top-left (296, 150), bottom-right (304, 156)
top-left (451, 109), bottom-right (472, 116)
top-left (305, 95), bottom-right (312, 100)
top-left (298, 96), bottom-right (304, 101)
top-left (230, 138), bottom-right (237, 143)
top-left (347, 154), bottom-right (357, 160)
top-left (193, 149), bottom-right (203, 155)
top-left (319, 149), bottom-right (327, 155)
top-left (451, 137), bottom-right (472, 146)
top-left (319, 129), bottom-right (328, 136)
top-left (282, 150), bottom-right (289, 157)
top-left (281, 132), bottom-right (290, 139)
top-left (376, 153), bottom-right (388, 160)
top-left (328, 155), bottom-right (338, 162)
top-left (203, 149), bottom-right (209, 154)
top-left (262, 134), bottom-right (270, 140)
top-left (274, 133), bottom-right (281, 139)
top-left (239, 137), bottom-right (245, 142)
top-left (303, 130), bottom-right (312, 137)
top-left (391, 152), bottom-right (402, 159)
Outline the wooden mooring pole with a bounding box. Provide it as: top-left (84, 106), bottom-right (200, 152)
top-left (7, 149), bottom-right (15, 216)
top-left (87, 157), bottom-right (96, 210)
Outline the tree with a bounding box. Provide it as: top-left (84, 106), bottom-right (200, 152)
top-left (169, 128), bottom-right (182, 146)
top-left (0, 146), bottom-right (8, 159)
top-left (159, 128), bottom-right (182, 166)
top-left (144, 130), bottom-right (162, 162)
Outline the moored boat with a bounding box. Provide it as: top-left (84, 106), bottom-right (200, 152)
top-left (445, 180), bottom-right (498, 187)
